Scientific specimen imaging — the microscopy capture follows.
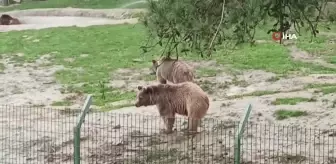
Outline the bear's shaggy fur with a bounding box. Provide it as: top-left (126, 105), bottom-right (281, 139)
top-left (152, 57), bottom-right (194, 84)
top-left (0, 14), bottom-right (21, 25)
top-left (0, 14), bottom-right (12, 25)
top-left (135, 82), bottom-right (209, 134)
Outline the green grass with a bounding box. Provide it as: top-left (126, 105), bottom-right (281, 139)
top-left (304, 83), bottom-right (336, 95)
top-left (296, 35), bottom-right (330, 55)
top-left (227, 90), bottom-right (281, 99)
top-left (245, 90), bottom-right (280, 96)
top-left (295, 24), bottom-right (336, 62)
top-left (320, 86), bottom-right (336, 95)
top-left (274, 109), bottom-right (308, 120)
top-left (305, 83), bottom-right (336, 88)
top-left (328, 56), bottom-right (336, 64)
top-left (271, 97), bottom-right (315, 105)
top-left (100, 102), bottom-right (135, 111)
top-left (0, 24), bottom-right (153, 106)
top-left (182, 22), bottom-right (336, 75)
top-left (214, 43), bottom-right (336, 75)
top-left (0, 0), bottom-right (144, 12)
top-left (80, 85), bottom-right (136, 106)
top-left (254, 21), bottom-right (336, 67)
top-left (0, 63), bottom-right (4, 73)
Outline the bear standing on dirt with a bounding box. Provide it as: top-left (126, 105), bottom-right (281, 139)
top-left (152, 57), bottom-right (194, 84)
top-left (135, 82), bottom-right (209, 134)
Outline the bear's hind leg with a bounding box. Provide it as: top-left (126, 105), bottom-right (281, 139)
top-left (186, 117), bottom-right (200, 135)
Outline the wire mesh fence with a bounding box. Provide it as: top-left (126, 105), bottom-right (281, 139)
top-left (0, 104), bottom-right (336, 164)
top-left (79, 113), bottom-right (237, 164)
top-left (241, 124), bottom-right (336, 164)
top-left (0, 105), bottom-right (79, 164)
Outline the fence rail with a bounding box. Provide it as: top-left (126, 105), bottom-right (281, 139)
top-left (0, 97), bottom-right (335, 164)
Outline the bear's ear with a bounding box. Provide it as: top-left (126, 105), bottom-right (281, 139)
top-left (137, 86), bottom-right (143, 90)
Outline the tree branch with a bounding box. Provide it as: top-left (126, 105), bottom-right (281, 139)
top-left (208, 0), bottom-right (226, 57)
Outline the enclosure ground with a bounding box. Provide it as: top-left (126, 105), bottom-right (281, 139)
top-left (0, 7), bottom-right (335, 164)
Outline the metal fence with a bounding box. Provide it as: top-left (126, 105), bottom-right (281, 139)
top-left (0, 105), bottom-right (78, 164)
top-left (0, 96), bottom-right (335, 164)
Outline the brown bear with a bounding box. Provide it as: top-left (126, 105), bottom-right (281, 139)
top-left (0, 14), bottom-right (12, 25)
top-left (151, 57), bottom-right (194, 84)
top-left (0, 14), bottom-right (21, 25)
top-left (135, 82), bottom-right (209, 134)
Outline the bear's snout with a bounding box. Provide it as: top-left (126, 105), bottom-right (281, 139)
top-left (135, 102), bottom-right (140, 107)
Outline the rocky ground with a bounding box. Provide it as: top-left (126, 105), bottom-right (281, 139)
top-left (0, 8), bottom-right (335, 164)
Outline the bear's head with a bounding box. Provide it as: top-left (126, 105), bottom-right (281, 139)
top-left (135, 85), bottom-right (155, 107)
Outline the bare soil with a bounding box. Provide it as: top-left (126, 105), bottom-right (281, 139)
top-left (0, 8), bottom-right (335, 164)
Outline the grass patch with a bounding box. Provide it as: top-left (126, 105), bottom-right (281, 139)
top-left (328, 56), bottom-right (336, 64)
top-left (0, 63), bottom-right (5, 73)
top-left (227, 90), bottom-right (280, 99)
top-left (0, 24), bottom-right (151, 106)
top-left (247, 90), bottom-right (280, 96)
top-left (295, 35), bottom-right (330, 55)
top-left (305, 83), bottom-right (336, 88)
top-left (0, 0), bottom-right (144, 12)
top-left (71, 84), bottom-right (136, 106)
top-left (51, 100), bottom-right (72, 106)
top-left (295, 24), bottom-right (336, 62)
top-left (214, 43), bottom-right (336, 74)
top-left (271, 97), bottom-right (315, 105)
top-left (100, 103), bottom-right (134, 111)
top-left (304, 83), bottom-right (336, 94)
top-left (320, 87), bottom-right (336, 95)
top-left (274, 109), bottom-right (308, 120)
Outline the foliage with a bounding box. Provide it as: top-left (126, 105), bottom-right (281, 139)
top-left (141, 0), bottom-right (327, 58)
top-left (264, 0), bottom-right (327, 43)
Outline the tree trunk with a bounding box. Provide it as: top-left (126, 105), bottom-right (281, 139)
top-left (3, 0), bottom-right (9, 6)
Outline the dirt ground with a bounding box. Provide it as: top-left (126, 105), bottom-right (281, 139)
top-left (0, 8), bottom-right (336, 164)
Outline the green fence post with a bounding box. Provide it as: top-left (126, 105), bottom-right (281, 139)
top-left (74, 95), bottom-right (92, 164)
top-left (234, 104), bottom-right (252, 164)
